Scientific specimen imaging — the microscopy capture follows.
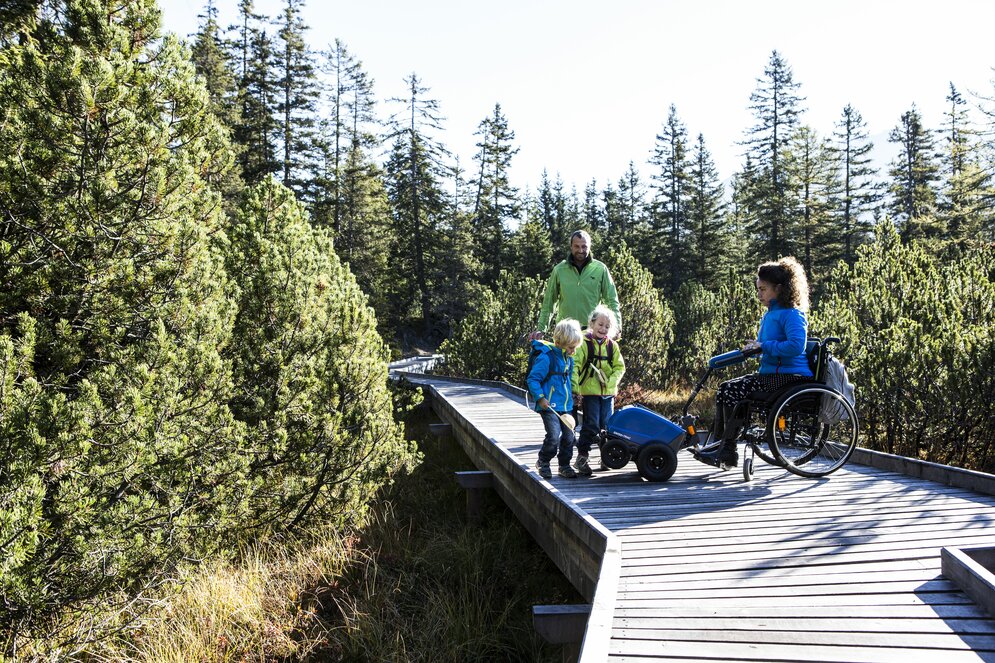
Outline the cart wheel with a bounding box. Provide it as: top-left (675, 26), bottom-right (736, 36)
top-left (742, 456), bottom-right (754, 482)
top-left (601, 438), bottom-right (631, 470)
top-left (636, 443), bottom-right (678, 482)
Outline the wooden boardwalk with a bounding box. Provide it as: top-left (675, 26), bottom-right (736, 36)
top-left (393, 366), bottom-right (995, 662)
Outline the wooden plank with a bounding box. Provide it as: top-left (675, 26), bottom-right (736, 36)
top-left (614, 616), bottom-right (995, 635)
top-left (615, 513), bottom-right (995, 542)
top-left (619, 530), bottom-right (995, 559)
top-left (853, 446), bottom-right (995, 497)
top-left (614, 591), bottom-right (975, 608)
top-left (612, 627), bottom-right (995, 650)
top-left (454, 470), bottom-right (493, 489)
top-left (607, 639), bottom-right (995, 663)
top-left (617, 568), bottom-right (941, 592)
top-left (616, 578), bottom-right (961, 601)
top-left (612, 603), bottom-right (991, 619)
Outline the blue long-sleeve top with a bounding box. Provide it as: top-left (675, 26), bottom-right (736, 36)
top-left (526, 340), bottom-right (574, 412)
top-left (757, 300), bottom-right (813, 376)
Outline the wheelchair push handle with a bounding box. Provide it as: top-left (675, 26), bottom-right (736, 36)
top-left (707, 345), bottom-right (762, 369)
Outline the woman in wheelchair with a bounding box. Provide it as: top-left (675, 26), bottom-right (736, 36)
top-left (699, 256), bottom-right (813, 469)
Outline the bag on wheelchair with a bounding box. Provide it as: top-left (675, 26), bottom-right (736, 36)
top-left (819, 354), bottom-right (856, 424)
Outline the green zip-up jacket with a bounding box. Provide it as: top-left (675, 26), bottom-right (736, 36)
top-left (571, 334), bottom-right (625, 396)
top-left (537, 256), bottom-right (622, 333)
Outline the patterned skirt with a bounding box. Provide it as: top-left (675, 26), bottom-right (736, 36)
top-left (716, 373), bottom-right (812, 407)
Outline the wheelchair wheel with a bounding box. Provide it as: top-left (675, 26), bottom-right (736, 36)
top-left (743, 406), bottom-right (780, 468)
top-left (767, 385), bottom-right (858, 478)
top-left (636, 443), bottom-right (678, 482)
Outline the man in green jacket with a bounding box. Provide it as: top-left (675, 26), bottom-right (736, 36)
top-left (532, 230), bottom-right (622, 338)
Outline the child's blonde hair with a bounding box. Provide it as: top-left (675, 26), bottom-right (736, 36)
top-left (552, 318), bottom-right (583, 349)
top-left (588, 305), bottom-right (620, 340)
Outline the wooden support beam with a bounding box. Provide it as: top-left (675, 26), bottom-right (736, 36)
top-left (429, 422), bottom-right (452, 438)
top-left (942, 545), bottom-right (995, 619)
top-left (454, 470), bottom-right (493, 524)
top-left (533, 604), bottom-right (591, 663)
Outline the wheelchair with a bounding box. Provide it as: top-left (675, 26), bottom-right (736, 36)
top-left (682, 337), bottom-right (859, 481)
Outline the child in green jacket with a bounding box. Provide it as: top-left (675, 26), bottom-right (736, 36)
top-left (571, 305), bottom-right (625, 475)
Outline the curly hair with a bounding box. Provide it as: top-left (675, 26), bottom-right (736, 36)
top-left (757, 256), bottom-right (810, 312)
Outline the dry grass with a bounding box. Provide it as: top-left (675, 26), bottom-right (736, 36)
top-left (88, 533), bottom-right (351, 662)
top-left (20, 398), bottom-right (575, 662)
top-left (635, 384), bottom-right (717, 424)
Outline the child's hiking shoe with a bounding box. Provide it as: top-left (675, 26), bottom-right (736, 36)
top-left (558, 465), bottom-right (578, 479)
top-left (535, 460), bottom-right (552, 480)
top-left (574, 454), bottom-right (593, 477)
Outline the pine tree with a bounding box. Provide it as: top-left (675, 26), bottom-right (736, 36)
top-left (686, 133), bottom-right (729, 288)
top-left (533, 170), bottom-right (581, 249)
top-left (309, 40), bottom-right (391, 322)
top-left (939, 83), bottom-right (991, 240)
top-left (887, 105), bottom-right (942, 241)
top-left (470, 103), bottom-right (520, 285)
top-left (335, 144), bottom-right (393, 322)
top-left (788, 125), bottom-right (835, 278)
top-left (430, 191), bottom-right (486, 340)
top-left (978, 80), bottom-right (995, 240)
top-left (814, 221), bottom-right (995, 469)
top-left (726, 168), bottom-right (756, 272)
top-left (507, 218), bottom-right (554, 280)
top-left (601, 181), bottom-right (623, 242)
top-left (232, 0), bottom-right (280, 184)
top-left (275, 0), bottom-right (320, 201)
top-left (602, 244), bottom-right (674, 389)
top-left (0, 0), bottom-right (35, 45)
top-left (314, 38), bottom-right (377, 233)
top-left (582, 178), bottom-right (604, 233)
top-left (224, 177), bottom-right (413, 532)
top-left (191, 0), bottom-right (240, 131)
top-left (1, 0), bottom-right (243, 621)
top-left (383, 74), bottom-right (450, 338)
top-left (828, 104), bottom-right (882, 265)
top-left (616, 162), bottom-right (646, 245)
top-left (439, 272), bottom-right (544, 384)
top-left (190, 0), bottom-right (243, 203)
top-left (647, 105), bottom-right (692, 294)
top-left (742, 50), bottom-right (806, 259)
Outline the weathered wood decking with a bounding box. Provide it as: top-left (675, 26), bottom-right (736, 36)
top-left (393, 365), bottom-right (995, 662)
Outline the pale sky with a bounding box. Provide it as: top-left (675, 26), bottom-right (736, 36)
top-left (158, 0), bottom-right (995, 196)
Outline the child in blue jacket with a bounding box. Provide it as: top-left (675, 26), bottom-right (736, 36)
top-left (527, 319), bottom-right (583, 479)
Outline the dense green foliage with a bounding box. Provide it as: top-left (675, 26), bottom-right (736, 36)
top-left (1, 0), bottom-right (243, 620)
top-left (814, 222), bottom-right (995, 471)
top-left (224, 178), bottom-right (412, 533)
top-left (438, 273), bottom-right (542, 385)
top-left (602, 244), bottom-right (674, 389)
top-left (667, 275), bottom-right (758, 387)
top-left (0, 1), bottom-right (412, 649)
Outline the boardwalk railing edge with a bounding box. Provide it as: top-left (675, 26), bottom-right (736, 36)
top-left (391, 368), bottom-right (618, 662)
top-left (852, 447), bottom-right (995, 496)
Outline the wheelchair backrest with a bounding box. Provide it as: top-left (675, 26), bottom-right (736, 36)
top-left (806, 338), bottom-right (829, 382)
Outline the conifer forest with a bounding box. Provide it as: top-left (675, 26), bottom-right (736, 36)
top-left (2, 0), bottom-right (995, 654)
